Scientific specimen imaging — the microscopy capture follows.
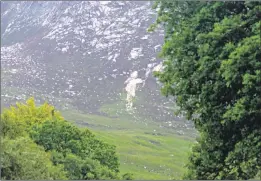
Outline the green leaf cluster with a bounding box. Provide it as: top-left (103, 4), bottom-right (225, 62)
top-left (0, 97), bottom-right (133, 180)
top-left (152, 1), bottom-right (261, 179)
top-left (1, 136), bottom-right (67, 180)
top-left (29, 119), bottom-right (120, 178)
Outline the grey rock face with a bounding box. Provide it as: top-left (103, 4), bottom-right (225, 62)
top-left (1, 1), bottom-right (194, 132)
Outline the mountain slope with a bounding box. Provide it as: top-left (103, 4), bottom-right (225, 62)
top-left (1, 1), bottom-right (195, 135)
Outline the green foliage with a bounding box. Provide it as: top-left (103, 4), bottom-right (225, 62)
top-left (0, 97), bottom-right (68, 180)
top-left (30, 119), bottom-right (120, 173)
top-left (1, 97), bottom-right (64, 139)
top-left (152, 1), bottom-right (261, 179)
top-left (0, 98), bottom-right (128, 180)
top-left (122, 173), bottom-right (135, 180)
top-left (1, 136), bottom-right (67, 180)
top-left (62, 153), bottom-right (120, 180)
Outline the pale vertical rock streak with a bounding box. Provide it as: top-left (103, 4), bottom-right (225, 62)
top-left (124, 71), bottom-right (143, 111)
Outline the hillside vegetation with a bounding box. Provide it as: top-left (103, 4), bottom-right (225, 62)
top-left (150, 1), bottom-right (261, 179)
top-left (1, 98), bottom-right (192, 180)
top-left (0, 98), bottom-right (133, 180)
top-left (1, 1), bottom-right (261, 180)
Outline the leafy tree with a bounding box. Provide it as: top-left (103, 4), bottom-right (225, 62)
top-left (29, 119), bottom-right (82, 155)
top-left (0, 98), bottom-right (130, 180)
top-left (151, 1), bottom-right (261, 179)
top-left (1, 97), bottom-right (64, 139)
top-left (50, 150), bottom-right (132, 180)
top-left (62, 153), bottom-right (120, 180)
top-left (0, 136), bottom-right (67, 180)
top-left (30, 119), bottom-right (120, 176)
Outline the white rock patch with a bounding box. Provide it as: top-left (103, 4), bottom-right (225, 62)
top-left (128, 47), bottom-right (143, 60)
top-left (124, 71), bottom-right (144, 111)
top-left (153, 62), bottom-right (164, 72)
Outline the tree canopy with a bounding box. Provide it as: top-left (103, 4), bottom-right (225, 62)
top-left (0, 98), bottom-right (132, 180)
top-left (1, 97), bottom-right (63, 139)
top-left (151, 1), bottom-right (261, 179)
top-left (1, 136), bottom-right (67, 180)
top-left (30, 119), bottom-right (120, 173)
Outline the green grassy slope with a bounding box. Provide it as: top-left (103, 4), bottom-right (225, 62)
top-left (62, 109), bottom-right (194, 180)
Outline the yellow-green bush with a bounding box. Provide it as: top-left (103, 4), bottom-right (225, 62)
top-left (0, 98), bottom-right (131, 180)
top-left (1, 97), bottom-right (63, 138)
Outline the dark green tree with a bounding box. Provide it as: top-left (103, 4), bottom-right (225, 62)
top-left (62, 153), bottom-right (119, 180)
top-left (0, 98), bottom-right (130, 180)
top-left (151, 1), bottom-right (261, 179)
top-left (30, 119), bottom-right (120, 176)
top-left (0, 136), bottom-right (67, 180)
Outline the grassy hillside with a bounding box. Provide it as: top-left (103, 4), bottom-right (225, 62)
top-left (1, 87), bottom-right (195, 179)
top-left (62, 109), bottom-right (194, 180)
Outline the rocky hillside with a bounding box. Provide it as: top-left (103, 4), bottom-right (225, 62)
top-left (1, 1), bottom-right (194, 134)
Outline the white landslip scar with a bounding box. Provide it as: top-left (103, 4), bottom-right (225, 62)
top-left (124, 71), bottom-right (143, 111)
top-left (124, 62), bottom-right (164, 112)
